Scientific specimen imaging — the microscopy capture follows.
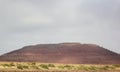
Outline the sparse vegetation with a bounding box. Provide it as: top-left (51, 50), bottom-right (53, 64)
top-left (17, 64), bottom-right (29, 70)
top-left (58, 65), bottom-right (65, 69)
top-left (9, 62), bottom-right (15, 66)
top-left (17, 65), bottom-right (24, 70)
top-left (40, 64), bottom-right (49, 69)
top-left (48, 64), bottom-right (55, 67)
top-left (30, 65), bottom-right (39, 69)
top-left (0, 62), bottom-right (120, 72)
top-left (31, 62), bottom-right (36, 65)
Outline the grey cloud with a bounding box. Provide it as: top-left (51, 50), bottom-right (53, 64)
top-left (0, 0), bottom-right (120, 55)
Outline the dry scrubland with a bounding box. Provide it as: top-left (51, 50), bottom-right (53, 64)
top-left (0, 62), bottom-right (120, 72)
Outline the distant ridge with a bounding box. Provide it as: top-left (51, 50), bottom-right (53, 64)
top-left (0, 43), bottom-right (120, 64)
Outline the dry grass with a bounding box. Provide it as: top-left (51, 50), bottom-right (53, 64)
top-left (0, 62), bottom-right (120, 72)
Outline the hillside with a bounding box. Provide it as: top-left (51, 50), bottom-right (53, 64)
top-left (0, 43), bottom-right (120, 64)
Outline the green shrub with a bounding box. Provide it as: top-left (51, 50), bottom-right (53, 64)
top-left (113, 64), bottom-right (120, 67)
top-left (2, 64), bottom-right (11, 67)
top-left (48, 64), bottom-right (55, 67)
top-left (31, 62), bottom-right (36, 65)
top-left (31, 65), bottom-right (39, 69)
top-left (64, 65), bottom-right (72, 70)
top-left (22, 65), bottom-right (29, 69)
top-left (100, 66), bottom-right (111, 70)
top-left (2, 63), bottom-right (15, 67)
top-left (58, 65), bottom-right (64, 69)
top-left (77, 65), bottom-right (89, 71)
top-left (40, 64), bottom-right (49, 69)
top-left (88, 66), bottom-right (98, 71)
top-left (10, 62), bottom-right (15, 66)
top-left (17, 65), bottom-right (24, 70)
top-left (17, 64), bottom-right (29, 70)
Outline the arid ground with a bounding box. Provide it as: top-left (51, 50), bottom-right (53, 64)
top-left (0, 62), bottom-right (120, 72)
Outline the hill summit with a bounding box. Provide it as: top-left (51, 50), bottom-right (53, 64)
top-left (0, 43), bottom-right (120, 64)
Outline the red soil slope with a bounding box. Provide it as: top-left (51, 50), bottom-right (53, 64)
top-left (0, 43), bottom-right (120, 64)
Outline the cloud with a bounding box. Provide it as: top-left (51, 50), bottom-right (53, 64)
top-left (22, 16), bottom-right (53, 25)
top-left (0, 0), bottom-right (120, 55)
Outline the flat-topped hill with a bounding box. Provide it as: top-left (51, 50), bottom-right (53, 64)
top-left (0, 43), bottom-right (120, 64)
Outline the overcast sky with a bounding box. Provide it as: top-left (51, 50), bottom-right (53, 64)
top-left (0, 0), bottom-right (120, 55)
